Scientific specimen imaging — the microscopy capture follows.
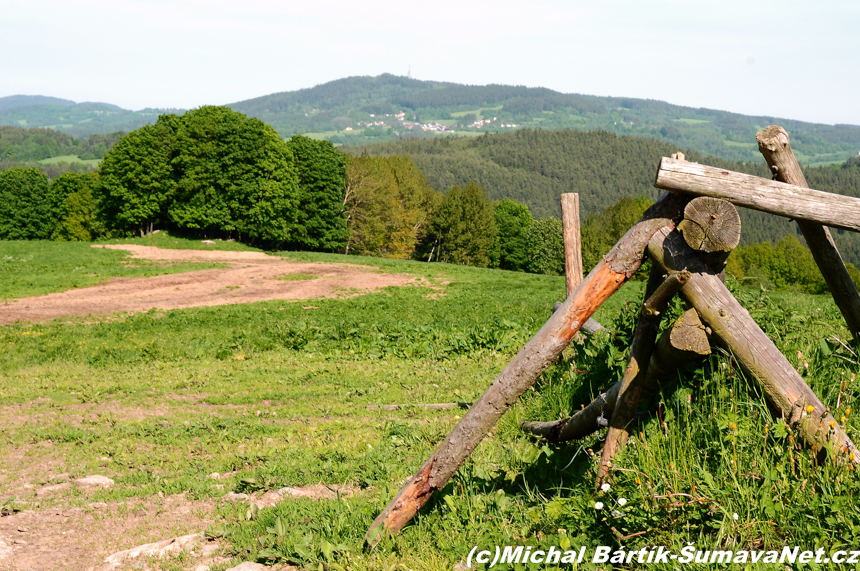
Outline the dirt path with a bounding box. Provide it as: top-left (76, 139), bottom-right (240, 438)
top-left (0, 245), bottom-right (417, 324)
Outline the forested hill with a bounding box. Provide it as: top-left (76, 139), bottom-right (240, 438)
top-left (4, 74), bottom-right (860, 165)
top-left (353, 129), bottom-right (860, 264)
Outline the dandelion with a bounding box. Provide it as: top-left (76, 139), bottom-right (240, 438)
top-left (600, 483), bottom-right (611, 493)
top-left (617, 498), bottom-right (627, 506)
top-left (733, 513), bottom-right (739, 521)
top-left (806, 406), bottom-right (814, 414)
top-left (594, 502), bottom-right (604, 510)
top-left (830, 421), bottom-right (836, 429)
top-left (635, 478), bottom-right (641, 485)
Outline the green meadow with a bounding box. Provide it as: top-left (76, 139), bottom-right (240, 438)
top-left (2, 237), bottom-right (860, 569)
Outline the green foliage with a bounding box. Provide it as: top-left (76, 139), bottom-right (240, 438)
top-left (97, 116), bottom-right (178, 235)
top-left (0, 167), bottom-right (61, 239)
top-left (169, 107), bottom-right (300, 244)
top-left (344, 154), bottom-right (439, 258)
top-left (581, 196), bottom-right (652, 271)
top-left (426, 182), bottom-right (496, 267)
top-left (728, 235), bottom-right (828, 293)
top-left (286, 135), bottom-right (347, 251)
top-left (51, 172), bottom-right (99, 241)
top-left (491, 198), bottom-right (533, 271)
top-left (526, 217), bottom-right (564, 276)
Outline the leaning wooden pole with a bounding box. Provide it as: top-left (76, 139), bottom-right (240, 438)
top-left (365, 192), bottom-right (690, 547)
top-left (648, 226), bottom-right (860, 462)
top-left (757, 126), bottom-right (860, 341)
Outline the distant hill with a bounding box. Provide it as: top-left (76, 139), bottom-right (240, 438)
top-left (3, 75), bottom-right (859, 165)
top-left (0, 95), bottom-right (76, 110)
top-left (353, 129), bottom-right (860, 264)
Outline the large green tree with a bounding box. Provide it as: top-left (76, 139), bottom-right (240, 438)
top-left (287, 135), bottom-right (348, 251)
top-left (0, 167), bottom-right (61, 239)
top-left (344, 154), bottom-right (439, 258)
top-left (427, 181), bottom-right (496, 267)
top-left (491, 198), bottom-right (533, 271)
top-left (97, 115), bottom-right (179, 236)
top-left (169, 107), bottom-right (300, 243)
top-left (52, 171), bottom-right (99, 241)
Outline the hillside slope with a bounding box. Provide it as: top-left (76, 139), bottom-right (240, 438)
top-left (354, 129), bottom-right (860, 264)
top-left (3, 75), bottom-right (858, 165)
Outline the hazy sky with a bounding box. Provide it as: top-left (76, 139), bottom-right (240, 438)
top-left (2, 0), bottom-right (858, 125)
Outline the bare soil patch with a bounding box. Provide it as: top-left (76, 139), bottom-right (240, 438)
top-left (0, 245), bottom-right (416, 324)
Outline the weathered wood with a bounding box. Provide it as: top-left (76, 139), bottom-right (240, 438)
top-left (678, 197), bottom-right (741, 254)
top-left (561, 193), bottom-right (584, 296)
top-left (365, 192), bottom-right (690, 547)
top-left (551, 302), bottom-right (604, 333)
top-left (598, 269), bottom-right (665, 482)
top-left (520, 306), bottom-right (710, 442)
top-left (647, 226), bottom-right (860, 462)
top-left (757, 125), bottom-right (860, 341)
top-left (655, 158), bottom-right (860, 233)
top-left (642, 270), bottom-right (691, 317)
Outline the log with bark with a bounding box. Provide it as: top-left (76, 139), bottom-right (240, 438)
top-left (654, 158), bottom-right (860, 233)
top-left (756, 125), bottom-right (860, 341)
top-left (364, 192), bottom-right (690, 547)
top-left (647, 225), bottom-right (860, 462)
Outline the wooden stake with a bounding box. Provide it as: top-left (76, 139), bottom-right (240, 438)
top-left (654, 158), bottom-right (860, 233)
top-left (364, 192), bottom-right (690, 547)
top-left (757, 125), bottom-right (860, 341)
top-left (561, 193), bottom-right (584, 296)
top-left (647, 226), bottom-right (860, 462)
top-left (521, 307), bottom-right (710, 442)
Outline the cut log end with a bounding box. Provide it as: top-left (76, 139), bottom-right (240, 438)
top-left (679, 197), bottom-right (741, 253)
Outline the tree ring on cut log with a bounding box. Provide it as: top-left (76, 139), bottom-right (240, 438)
top-left (677, 196), bottom-right (741, 253)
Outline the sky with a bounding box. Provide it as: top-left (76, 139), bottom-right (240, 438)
top-left (2, 0), bottom-right (858, 125)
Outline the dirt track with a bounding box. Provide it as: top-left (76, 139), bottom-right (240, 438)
top-left (0, 245), bottom-right (416, 324)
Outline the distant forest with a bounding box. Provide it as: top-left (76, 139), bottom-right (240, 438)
top-left (4, 74), bottom-right (860, 165)
top-left (352, 129), bottom-right (860, 265)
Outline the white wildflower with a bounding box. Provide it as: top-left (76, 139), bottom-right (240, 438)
top-left (594, 502), bottom-right (604, 510)
top-left (733, 513), bottom-right (739, 521)
top-left (617, 497), bottom-right (627, 506)
top-left (600, 483), bottom-right (611, 492)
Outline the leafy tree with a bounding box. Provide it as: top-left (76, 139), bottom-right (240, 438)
top-left (52, 172), bottom-right (99, 241)
top-left (526, 217), bottom-right (564, 275)
top-left (344, 154), bottom-right (439, 258)
top-left (491, 198), bottom-right (533, 271)
top-left (287, 135), bottom-right (348, 251)
top-left (97, 115), bottom-right (179, 236)
top-left (581, 196), bottom-right (652, 271)
top-left (0, 167), bottom-right (61, 239)
top-left (427, 182), bottom-right (496, 267)
top-left (169, 107), bottom-right (300, 244)
top-left (728, 235), bottom-right (826, 293)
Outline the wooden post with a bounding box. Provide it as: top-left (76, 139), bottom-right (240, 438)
top-left (757, 125), bottom-right (860, 341)
top-left (521, 306), bottom-right (710, 442)
top-left (561, 193), bottom-right (584, 296)
top-left (654, 158), bottom-right (860, 233)
top-left (365, 192), bottom-right (690, 547)
top-left (647, 225), bottom-right (860, 462)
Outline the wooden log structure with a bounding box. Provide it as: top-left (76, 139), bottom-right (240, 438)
top-left (654, 158), bottom-right (860, 233)
top-left (756, 125), bottom-right (860, 341)
top-left (520, 306), bottom-right (710, 442)
top-left (647, 225), bottom-right (860, 462)
top-left (364, 192), bottom-right (691, 547)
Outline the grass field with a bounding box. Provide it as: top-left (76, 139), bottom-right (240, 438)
top-left (37, 155), bottom-right (101, 167)
top-left (2, 237), bottom-right (860, 569)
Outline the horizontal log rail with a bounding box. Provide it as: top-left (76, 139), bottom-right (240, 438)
top-left (655, 158), bottom-right (860, 233)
